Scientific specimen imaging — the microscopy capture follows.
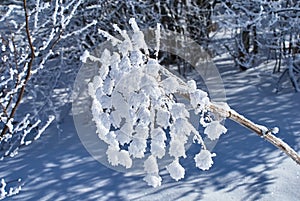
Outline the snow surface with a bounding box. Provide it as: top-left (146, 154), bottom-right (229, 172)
top-left (1, 57), bottom-right (300, 200)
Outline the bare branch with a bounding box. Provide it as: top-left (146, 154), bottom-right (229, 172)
top-left (0, 0), bottom-right (35, 139)
top-left (209, 103), bottom-right (300, 165)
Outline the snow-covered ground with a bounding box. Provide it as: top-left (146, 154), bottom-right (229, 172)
top-left (1, 56), bottom-right (299, 201)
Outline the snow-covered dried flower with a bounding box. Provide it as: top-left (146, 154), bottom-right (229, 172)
top-left (169, 138), bottom-right (186, 158)
top-left (106, 145), bottom-right (132, 168)
top-left (156, 109), bottom-right (170, 128)
top-left (143, 174), bottom-right (162, 188)
top-left (144, 155), bottom-right (159, 174)
top-left (87, 18), bottom-right (228, 187)
top-left (194, 149), bottom-right (216, 171)
top-left (189, 89), bottom-right (209, 114)
top-left (204, 121), bottom-right (227, 140)
top-left (166, 160), bottom-right (185, 181)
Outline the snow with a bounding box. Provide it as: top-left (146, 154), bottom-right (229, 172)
top-left (160, 77), bottom-right (179, 94)
top-left (189, 89), bottom-right (209, 114)
top-left (154, 23), bottom-right (161, 59)
top-left (128, 139), bottom-right (147, 158)
top-left (155, 109), bottom-right (170, 129)
top-left (169, 138), bottom-right (187, 158)
top-left (204, 121), bottom-right (227, 140)
top-left (129, 18), bottom-right (149, 55)
top-left (99, 49), bottom-right (112, 71)
top-left (166, 160), bottom-right (185, 181)
top-left (150, 142), bottom-right (166, 159)
top-left (143, 156), bottom-right (162, 187)
top-left (106, 145), bottom-right (132, 169)
top-left (0, 179), bottom-right (7, 199)
top-left (194, 149), bottom-right (216, 171)
top-left (170, 103), bottom-right (189, 119)
top-left (143, 155), bottom-right (159, 174)
top-left (144, 59), bottom-right (160, 78)
top-left (272, 127), bottom-right (279, 134)
top-left (143, 174), bottom-right (162, 188)
top-left (151, 128), bottom-right (167, 142)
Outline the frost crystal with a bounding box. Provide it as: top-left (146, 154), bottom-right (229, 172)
top-left (169, 138), bottom-right (186, 158)
top-left (106, 146), bottom-right (132, 168)
top-left (166, 160), bottom-right (185, 181)
top-left (0, 179), bottom-right (7, 199)
top-left (144, 155), bottom-right (159, 174)
top-left (143, 174), bottom-right (162, 188)
top-left (156, 109), bottom-right (170, 129)
top-left (204, 121), bottom-right (227, 140)
top-left (80, 50), bottom-right (89, 63)
top-left (272, 127), bottom-right (279, 134)
top-left (194, 150), bottom-right (216, 171)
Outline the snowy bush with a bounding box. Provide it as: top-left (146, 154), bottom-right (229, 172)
top-left (0, 0), bottom-right (96, 158)
top-left (83, 18), bottom-right (228, 187)
top-left (218, 0), bottom-right (300, 86)
top-left (0, 0), bottom-right (96, 197)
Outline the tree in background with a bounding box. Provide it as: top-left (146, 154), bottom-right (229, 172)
top-left (218, 0), bottom-right (300, 90)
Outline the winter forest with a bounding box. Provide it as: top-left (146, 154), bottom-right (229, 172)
top-left (0, 0), bottom-right (300, 200)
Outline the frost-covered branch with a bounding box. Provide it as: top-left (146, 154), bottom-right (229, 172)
top-left (0, 0), bottom-right (96, 159)
top-left (208, 103), bottom-right (300, 165)
top-left (0, 178), bottom-right (22, 200)
top-left (84, 18), bottom-right (234, 187)
top-left (0, 0), bottom-right (35, 139)
top-left (84, 18), bottom-right (300, 188)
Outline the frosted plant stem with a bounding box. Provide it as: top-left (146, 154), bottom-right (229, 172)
top-left (0, 0), bottom-right (35, 139)
top-left (159, 63), bottom-right (300, 165)
top-left (209, 103), bottom-right (300, 165)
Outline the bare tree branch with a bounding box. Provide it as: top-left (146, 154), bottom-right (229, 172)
top-left (209, 103), bottom-right (300, 165)
top-left (0, 0), bottom-right (35, 139)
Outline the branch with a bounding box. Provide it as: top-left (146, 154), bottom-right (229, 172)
top-left (209, 103), bottom-right (300, 165)
top-left (0, 0), bottom-right (35, 139)
top-left (156, 67), bottom-right (300, 167)
top-left (167, 66), bottom-right (300, 165)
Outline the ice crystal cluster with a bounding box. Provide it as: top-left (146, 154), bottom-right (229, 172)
top-left (82, 18), bottom-right (227, 187)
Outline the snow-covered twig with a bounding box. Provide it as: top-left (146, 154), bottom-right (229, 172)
top-left (0, 0), bottom-right (35, 139)
top-left (208, 103), bottom-right (300, 165)
top-left (0, 178), bottom-right (22, 200)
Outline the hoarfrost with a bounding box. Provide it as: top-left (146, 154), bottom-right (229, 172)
top-left (166, 160), bottom-right (185, 181)
top-left (194, 150), bottom-right (216, 171)
top-left (144, 155), bottom-right (159, 174)
top-left (169, 138), bottom-right (186, 158)
top-left (204, 121), bottom-right (227, 140)
top-left (156, 109), bottom-right (170, 129)
top-left (143, 174), bottom-right (162, 188)
top-left (106, 145), bottom-right (132, 168)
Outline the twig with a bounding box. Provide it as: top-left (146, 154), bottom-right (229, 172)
top-left (0, 0), bottom-right (35, 139)
top-left (209, 103), bottom-right (300, 165)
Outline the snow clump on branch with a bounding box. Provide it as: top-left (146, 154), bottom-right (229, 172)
top-left (82, 18), bottom-right (227, 187)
